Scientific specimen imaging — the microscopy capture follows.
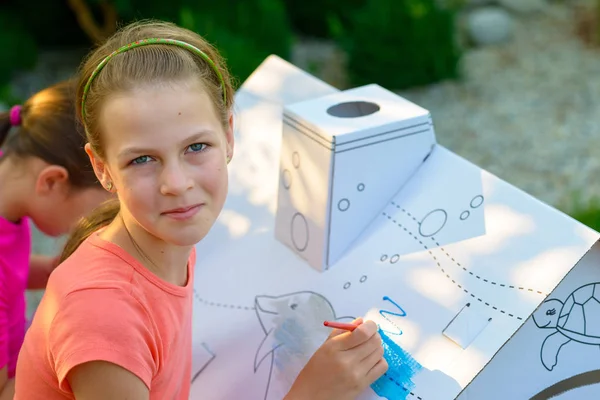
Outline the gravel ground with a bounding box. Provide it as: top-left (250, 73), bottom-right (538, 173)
top-left (397, 3), bottom-right (600, 210)
top-left (294, 3), bottom-right (600, 210)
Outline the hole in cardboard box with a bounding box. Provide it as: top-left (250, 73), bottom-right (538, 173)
top-left (326, 101), bottom-right (380, 118)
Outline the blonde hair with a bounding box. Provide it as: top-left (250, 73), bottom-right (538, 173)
top-left (0, 80), bottom-right (99, 189)
top-left (60, 19), bottom-right (235, 262)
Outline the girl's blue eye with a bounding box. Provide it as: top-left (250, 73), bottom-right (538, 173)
top-left (131, 155), bottom-right (151, 165)
top-left (188, 143), bottom-right (207, 152)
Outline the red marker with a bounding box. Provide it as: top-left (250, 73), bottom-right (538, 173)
top-left (323, 321), bottom-right (359, 332)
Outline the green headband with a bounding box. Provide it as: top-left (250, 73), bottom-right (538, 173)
top-left (81, 37), bottom-right (227, 130)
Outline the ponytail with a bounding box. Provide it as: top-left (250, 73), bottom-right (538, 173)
top-left (60, 198), bottom-right (120, 262)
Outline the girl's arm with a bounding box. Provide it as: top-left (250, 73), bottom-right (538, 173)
top-left (0, 367), bottom-right (14, 400)
top-left (27, 254), bottom-right (58, 290)
top-left (68, 361), bottom-right (149, 400)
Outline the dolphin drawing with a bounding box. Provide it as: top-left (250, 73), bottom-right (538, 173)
top-left (254, 291), bottom-right (354, 400)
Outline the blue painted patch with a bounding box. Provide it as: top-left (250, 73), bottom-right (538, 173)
top-left (371, 328), bottom-right (422, 400)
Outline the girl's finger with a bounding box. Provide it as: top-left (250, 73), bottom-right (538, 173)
top-left (327, 317), bottom-right (363, 339)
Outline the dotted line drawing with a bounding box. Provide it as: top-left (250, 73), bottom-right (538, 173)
top-left (193, 289), bottom-right (255, 311)
top-left (382, 211), bottom-right (524, 320)
top-left (384, 373), bottom-right (423, 399)
top-left (390, 202), bottom-right (548, 297)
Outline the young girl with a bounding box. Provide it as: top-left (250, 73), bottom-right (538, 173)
top-left (15, 20), bottom-right (387, 399)
top-left (0, 80), bottom-right (110, 399)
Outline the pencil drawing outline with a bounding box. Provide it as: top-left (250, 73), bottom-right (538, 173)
top-left (418, 209), bottom-right (448, 237)
top-left (290, 212), bottom-right (309, 252)
top-left (533, 282), bottom-right (600, 371)
top-left (191, 342), bottom-right (216, 384)
top-left (253, 290), bottom-right (353, 400)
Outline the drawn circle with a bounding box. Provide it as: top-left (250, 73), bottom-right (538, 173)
top-left (338, 199), bottom-right (350, 212)
top-left (470, 195), bottom-right (484, 209)
top-left (460, 210), bottom-right (470, 220)
top-left (390, 254), bottom-right (400, 264)
top-left (291, 213), bottom-right (309, 252)
top-left (326, 101), bottom-right (381, 118)
top-left (344, 282), bottom-right (351, 289)
top-left (419, 209), bottom-right (448, 237)
top-left (292, 152), bottom-right (300, 169)
top-left (380, 254), bottom-right (388, 262)
top-left (360, 275), bottom-right (367, 283)
top-left (282, 169), bottom-right (292, 189)
top-left (357, 183), bottom-right (365, 192)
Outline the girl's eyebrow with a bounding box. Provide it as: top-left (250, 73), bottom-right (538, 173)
top-left (117, 129), bottom-right (217, 159)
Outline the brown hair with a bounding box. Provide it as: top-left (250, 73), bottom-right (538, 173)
top-left (0, 80), bottom-right (98, 189)
top-left (60, 19), bottom-right (235, 262)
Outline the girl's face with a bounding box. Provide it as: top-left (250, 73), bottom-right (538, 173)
top-left (8, 156), bottom-right (111, 237)
top-left (89, 81), bottom-right (234, 247)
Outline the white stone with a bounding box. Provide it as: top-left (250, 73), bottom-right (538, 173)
top-left (467, 7), bottom-right (514, 46)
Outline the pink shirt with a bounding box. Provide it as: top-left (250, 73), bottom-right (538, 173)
top-left (0, 215), bottom-right (31, 378)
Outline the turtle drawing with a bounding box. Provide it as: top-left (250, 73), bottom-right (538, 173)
top-left (532, 282), bottom-right (600, 371)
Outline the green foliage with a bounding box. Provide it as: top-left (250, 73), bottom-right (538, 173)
top-left (15, 0), bottom-right (88, 47)
top-left (0, 84), bottom-right (24, 107)
top-left (1, 0), bottom-right (292, 97)
top-left (333, 0), bottom-right (462, 90)
top-left (110, 0), bottom-right (292, 86)
top-left (179, 11), bottom-right (269, 87)
top-left (565, 193), bottom-right (600, 233)
top-left (1, 0), bottom-right (464, 99)
top-left (0, 9), bottom-right (37, 89)
top-left (176, 0), bottom-right (293, 84)
top-left (284, 0), bottom-right (366, 39)
top-left (570, 205), bottom-right (600, 232)
top-left (111, 0), bottom-right (135, 16)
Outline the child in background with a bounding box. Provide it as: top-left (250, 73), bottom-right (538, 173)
top-left (15, 20), bottom-right (388, 400)
top-left (0, 80), bottom-right (110, 400)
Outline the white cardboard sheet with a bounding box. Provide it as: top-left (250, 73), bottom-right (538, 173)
top-left (189, 56), bottom-right (600, 400)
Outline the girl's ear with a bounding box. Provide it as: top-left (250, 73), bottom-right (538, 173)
top-left (35, 165), bottom-right (69, 196)
top-left (85, 143), bottom-right (112, 190)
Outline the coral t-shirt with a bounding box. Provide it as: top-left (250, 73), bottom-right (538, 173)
top-left (14, 231), bottom-right (195, 399)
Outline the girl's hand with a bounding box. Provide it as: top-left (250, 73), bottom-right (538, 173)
top-left (286, 318), bottom-right (388, 400)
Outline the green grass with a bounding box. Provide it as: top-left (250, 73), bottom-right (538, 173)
top-left (565, 195), bottom-right (600, 233)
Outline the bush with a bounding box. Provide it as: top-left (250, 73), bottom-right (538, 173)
top-left (0, 9), bottom-right (37, 100)
top-left (284, 0), bottom-right (366, 39)
top-left (114, 0), bottom-right (293, 86)
top-left (177, 0), bottom-right (293, 85)
top-left (565, 193), bottom-right (600, 233)
top-left (333, 0), bottom-right (462, 90)
top-left (18, 0), bottom-right (88, 47)
top-left (0, 0), bottom-right (293, 100)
